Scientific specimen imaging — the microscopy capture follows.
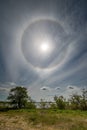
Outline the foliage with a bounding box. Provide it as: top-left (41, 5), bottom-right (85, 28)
top-left (50, 102), bottom-right (57, 109)
top-left (39, 99), bottom-right (48, 109)
top-left (7, 86), bottom-right (29, 109)
top-left (25, 97), bottom-right (36, 109)
top-left (69, 94), bottom-right (82, 110)
top-left (69, 89), bottom-right (87, 110)
top-left (54, 96), bottom-right (66, 109)
top-left (4, 86), bottom-right (87, 111)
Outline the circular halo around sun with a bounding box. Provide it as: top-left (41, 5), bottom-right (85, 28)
top-left (21, 19), bottom-right (68, 70)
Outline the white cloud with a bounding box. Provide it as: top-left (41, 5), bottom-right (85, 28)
top-left (40, 86), bottom-right (51, 91)
top-left (0, 87), bottom-right (10, 92)
top-left (62, 85), bottom-right (82, 100)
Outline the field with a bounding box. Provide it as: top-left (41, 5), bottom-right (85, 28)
top-left (0, 109), bottom-right (87, 130)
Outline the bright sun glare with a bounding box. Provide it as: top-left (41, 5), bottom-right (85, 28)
top-left (40, 42), bottom-right (49, 52)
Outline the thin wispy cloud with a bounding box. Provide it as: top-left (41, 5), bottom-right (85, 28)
top-left (0, 0), bottom-right (87, 101)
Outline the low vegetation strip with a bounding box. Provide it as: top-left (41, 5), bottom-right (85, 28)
top-left (0, 109), bottom-right (87, 130)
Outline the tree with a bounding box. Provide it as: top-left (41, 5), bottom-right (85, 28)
top-left (69, 94), bottom-right (81, 110)
top-left (54, 96), bottom-right (66, 109)
top-left (69, 89), bottom-right (87, 110)
top-left (80, 89), bottom-right (87, 110)
top-left (7, 86), bottom-right (29, 109)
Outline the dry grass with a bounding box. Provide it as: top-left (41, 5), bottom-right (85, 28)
top-left (0, 109), bottom-right (87, 130)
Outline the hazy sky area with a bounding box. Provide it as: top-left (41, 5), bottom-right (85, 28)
top-left (0, 0), bottom-right (87, 101)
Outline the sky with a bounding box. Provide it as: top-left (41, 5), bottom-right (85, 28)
top-left (0, 0), bottom-right (87, 101)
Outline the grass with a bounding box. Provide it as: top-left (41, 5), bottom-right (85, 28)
top-left (0, 109), bottom-right (87, 130)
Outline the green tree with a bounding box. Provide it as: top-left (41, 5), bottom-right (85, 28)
top-left (69, 89), bottom-right (87, 110)
top-left (69, 94), bottom-right (82, 110)
top-left (54, 96), bottom-right (66, 109)
top-left (7, 86), bottom-right (29, 109)
top-left (80, 89), bottom-right (87, 110)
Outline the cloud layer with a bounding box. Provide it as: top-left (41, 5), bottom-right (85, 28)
top-left (0, 0), bottom-right (87, 101)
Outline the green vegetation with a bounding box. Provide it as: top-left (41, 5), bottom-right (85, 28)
top-left (68, 89), bottom-right (87, 110)
top-left (0, 86), bottom-right (87, 130)
top-left (0, 87), bottom-right (87, 111)
top-left (7, 86), bottom-right (29, 109)
top-left (54, 96), bottom-right (66, 109)
top-left (0, 109), bottom-right (87, 130)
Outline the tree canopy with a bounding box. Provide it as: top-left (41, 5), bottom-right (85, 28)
top-left (7, 86), bottom-right (29, 109)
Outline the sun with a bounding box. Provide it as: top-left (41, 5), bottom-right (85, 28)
top-left (38, 40), bottom-right (53, 55)
top-left (40, 42), bottom-right (49, 52)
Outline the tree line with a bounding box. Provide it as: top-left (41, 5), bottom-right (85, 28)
top-left (0, 86), bottom-right (87, 110)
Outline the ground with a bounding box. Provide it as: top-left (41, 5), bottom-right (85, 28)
top-left (0, 109), bottom-right (87, 130)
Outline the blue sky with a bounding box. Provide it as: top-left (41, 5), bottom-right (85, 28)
top-left (0, 0), bottom-right (87, 101)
